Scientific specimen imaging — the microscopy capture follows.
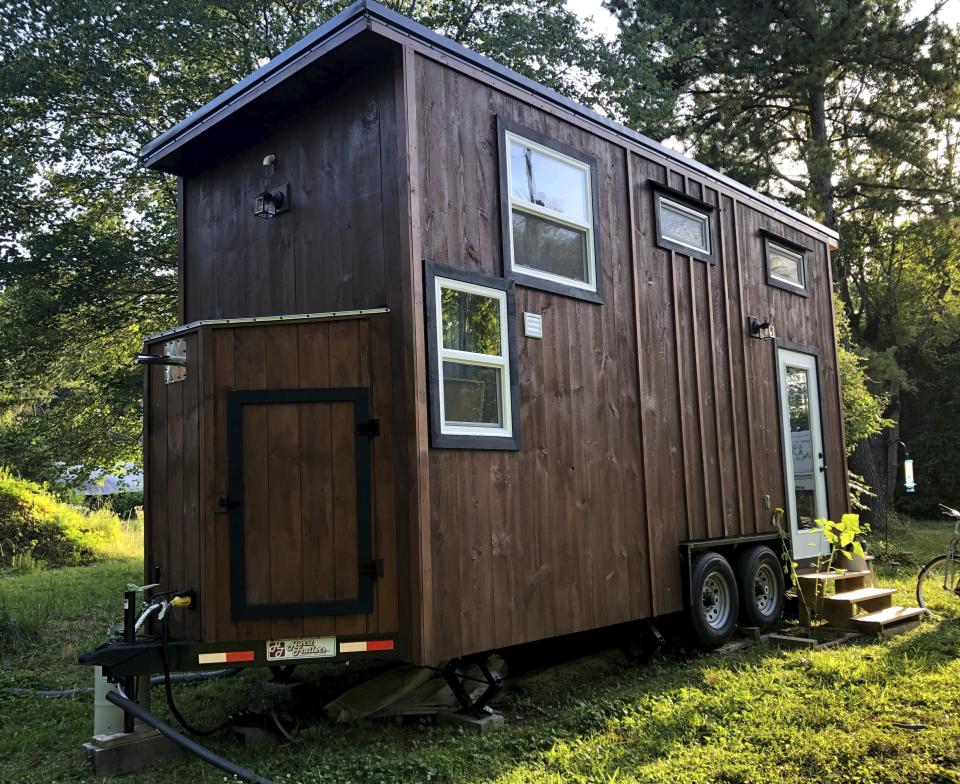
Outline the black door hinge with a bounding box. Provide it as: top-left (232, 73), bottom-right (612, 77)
top-left (360, 559), bottom-right (384, 580)
top-left (217, 496), bottom-right (241, 511)
top-left (356, 419), bottom-right (380, 437)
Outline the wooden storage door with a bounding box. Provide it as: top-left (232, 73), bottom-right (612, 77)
top-left (227, 388), bottom-right (374, 620)
top-left (200, 315), bottom-right (400, 645)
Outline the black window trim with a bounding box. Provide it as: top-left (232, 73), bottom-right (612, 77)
top-left (424, 260), bottom-right (522, 451)
top-left (496, 115), bottom-right (604, 305)
top-left (762, 228), bottom-right (810, 297)
top-left (651, 182), bottom-right (717, 264)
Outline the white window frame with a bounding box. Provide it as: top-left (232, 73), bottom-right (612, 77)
top-left (657, 194), bottom-right (712, 256)
top-left (504, 130), bottom-right (597, 293)
top-left (767, 239), bottom-right (806, 291)
top-left (435, 275), bottom-right (513, 439)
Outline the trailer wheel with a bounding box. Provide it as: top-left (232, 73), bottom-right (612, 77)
top-left (690, 551), bottom-right (739, 649)
top-left (736, 546), bottom-right (785, 631)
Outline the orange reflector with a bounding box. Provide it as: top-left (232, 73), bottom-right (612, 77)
top-left (198, 650), bottom-right (255, 665)
top-left (339, 639), bottom-right (395, 654)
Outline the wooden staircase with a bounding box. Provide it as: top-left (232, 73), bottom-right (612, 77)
top-left (795, 559), bottom-right (927, 637)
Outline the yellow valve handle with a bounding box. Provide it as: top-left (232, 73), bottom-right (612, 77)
top-left (170, 595), bottom-right (193, 608)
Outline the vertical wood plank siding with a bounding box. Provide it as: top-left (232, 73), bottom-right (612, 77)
top-left (412, 54), bottom-right (845, 658)
top-left (145, 318), bottom-right (399, 643)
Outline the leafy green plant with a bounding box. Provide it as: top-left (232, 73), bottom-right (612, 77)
top-left (814, 513), bottom-right (870, 574)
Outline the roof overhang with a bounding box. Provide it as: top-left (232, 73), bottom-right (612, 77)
top-left (141, 0), bottom-right (839, 245)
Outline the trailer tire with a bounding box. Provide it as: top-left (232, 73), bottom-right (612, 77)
top-left (736, 546), bottom-right (785, 631)
top-left (690, 552), bottom-right (739, 649)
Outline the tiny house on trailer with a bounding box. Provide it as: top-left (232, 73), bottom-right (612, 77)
top-left (85, 0), bottom-right (847, 685)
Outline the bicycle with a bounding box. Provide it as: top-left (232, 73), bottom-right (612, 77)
top-left (916, 503), bottom-right (960, 611)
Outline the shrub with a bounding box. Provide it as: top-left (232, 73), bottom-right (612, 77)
top-left (0, 468), bottom-right (141, 568)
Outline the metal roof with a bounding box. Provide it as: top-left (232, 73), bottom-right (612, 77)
top-left (140, 0), bottom-right (838, 242)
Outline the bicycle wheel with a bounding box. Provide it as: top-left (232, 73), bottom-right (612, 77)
top-left (916, 554), bottom-right (960, 613)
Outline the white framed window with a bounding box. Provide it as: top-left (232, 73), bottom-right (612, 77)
top-left (424, 262), bottom-right (520, 449)
top-left (764, 232), bottom-right (808, 294)
top-left (499, 119), bottom-right (601, 302)
top-left (653, 186), bottom-right (715, 263)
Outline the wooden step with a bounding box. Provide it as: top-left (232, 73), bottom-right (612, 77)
top-left (825, 587), bottom-right (896, 606)
top-left (796, 570), bottom-right (871, 583)
top-left (851, 606), bottom-right (927, 637)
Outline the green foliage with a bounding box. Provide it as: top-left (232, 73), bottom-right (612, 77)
top-left (0, 468), bottom-right (142, 568)
top-left (814, 513), bottom-right (870, 566)
top-left (835, 297), bottom-right (893, 454)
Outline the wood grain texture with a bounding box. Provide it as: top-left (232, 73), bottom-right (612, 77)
top-left (144, 316), bottom-right (398, 644)
top-left (414, 53), bottom-right (846, 651)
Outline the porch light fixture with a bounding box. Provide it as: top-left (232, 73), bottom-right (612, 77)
top-left (254, 188), bottom-right (286, 219)
top-left (747, 315), bottom-right (776, 341)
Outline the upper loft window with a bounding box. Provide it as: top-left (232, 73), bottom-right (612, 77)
top-left (763, 231), bottom-right (808, 295)
top-left (424, 262), bottom-right (521, 450)
top-left (653, 185), bottom-right (715, 263)
top-left (498, 118), bottom-right (602, 303)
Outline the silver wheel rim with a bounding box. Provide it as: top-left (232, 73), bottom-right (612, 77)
top-left (701, 571), bottom-right (732, 630)
top-left (753, 563), bottom-right (777, 616)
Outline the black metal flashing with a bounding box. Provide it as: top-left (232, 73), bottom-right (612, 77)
top-left (140, 0), bottom-right (838, 244)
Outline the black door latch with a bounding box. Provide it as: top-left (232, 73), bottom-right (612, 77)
top-left (360, 559), bottom-right (384, 580)
top-left (356, 419), bottom-right (381, 437)
top-left (217, 496), bottom-right (241, 511)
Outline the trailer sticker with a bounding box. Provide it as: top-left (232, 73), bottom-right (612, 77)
top-left (265, 636), bottom-right (336, 662)
top-left (339, 639), bottom-right (395, 654)
top-left (198, 650), bottom-right (255, 665)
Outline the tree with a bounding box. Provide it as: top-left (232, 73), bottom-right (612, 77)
top-left (608, 0), bottom-right (960, 516)
top-left (0, 0), bottom-right (630, 484)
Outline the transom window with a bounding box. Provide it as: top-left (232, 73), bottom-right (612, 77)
top-left (425, 262), bottom-right (520, 449)
top-left (764, 232), bottom-right (808, 294)
top-left (653, 186), bottom-right (715, 263)
top-left (499, 119), bottom-right (601, 302)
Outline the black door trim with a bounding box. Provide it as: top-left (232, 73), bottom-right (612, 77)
top-left (226, 387), bottom-right (374, 620)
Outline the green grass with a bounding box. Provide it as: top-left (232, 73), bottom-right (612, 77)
top-left (2, 519), bottom-right (960, 784)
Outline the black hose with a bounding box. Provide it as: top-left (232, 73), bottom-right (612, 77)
top-left (161, 613), bottom-right (234, 736)
top-left (105, 690), bottom-right (274, 784)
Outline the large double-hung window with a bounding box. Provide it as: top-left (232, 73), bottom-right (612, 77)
top-left (498, 118), bottom-right (602, 303)
top-left (425, 262), bottom-right (520, 450)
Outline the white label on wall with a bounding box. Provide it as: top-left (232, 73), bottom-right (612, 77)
top-left (523, 312), bottom-right (543, 339)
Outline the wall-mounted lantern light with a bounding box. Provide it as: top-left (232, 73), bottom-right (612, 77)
top-left (254, 188), bottom-right (287, 219)
top-left (747, 315), bottom-right (776, 341)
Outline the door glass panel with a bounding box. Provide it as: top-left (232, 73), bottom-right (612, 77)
top-left (786, 366), bottom-right (816, 529)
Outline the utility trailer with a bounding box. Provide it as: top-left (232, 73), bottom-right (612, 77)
top-left (82, 0), bottom-right (846, 693)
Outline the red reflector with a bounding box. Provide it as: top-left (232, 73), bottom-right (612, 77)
top-left (224, 650), bottom-right (255, 663)
top-left (366, 639), bottom-right (394, 652)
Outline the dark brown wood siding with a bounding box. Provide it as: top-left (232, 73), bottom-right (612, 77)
top-left (180, 55), bottom-right (397, 321)
top-left (411, 53), bottom-right (846, 660)
top-left (144, 316), bottom-right (400, 644)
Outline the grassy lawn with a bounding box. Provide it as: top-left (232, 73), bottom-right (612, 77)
top-left (2, 517), bottom-right (960, 784)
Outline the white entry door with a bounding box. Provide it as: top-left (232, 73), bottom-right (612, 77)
top-left (776, 348), bottom-right (830, 558)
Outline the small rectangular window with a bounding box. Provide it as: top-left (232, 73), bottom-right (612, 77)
top-left (763, 231), bottom-right (809, 295)
top-left (653, 185), bottom-right (715, 263)
top-left (498, 118), bottom-right (602, 303)
top-left (425, 262), bottom-right (521, 450)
